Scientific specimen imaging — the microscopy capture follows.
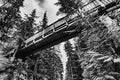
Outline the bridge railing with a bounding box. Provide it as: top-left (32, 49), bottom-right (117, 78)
top-left (23, 0), bottom-right (118, 48)
top-left (81, 0), bottom-right (115, 15)
top-left (24, 14), bottom-right (79, 48)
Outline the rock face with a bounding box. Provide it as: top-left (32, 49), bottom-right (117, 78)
top-left (99, 15), bottom-right (120, 32)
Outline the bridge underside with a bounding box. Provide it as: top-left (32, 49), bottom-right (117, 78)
top-left (16, 22), bottom-right (85, 59)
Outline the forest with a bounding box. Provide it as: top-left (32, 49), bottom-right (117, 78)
top-left (0, 0), bottom-right (120, 80)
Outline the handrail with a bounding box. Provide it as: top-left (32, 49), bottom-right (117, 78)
top-left (24, 0), bottom-right (118, 48)
top-left (24, 14), bottom-right (79, 47)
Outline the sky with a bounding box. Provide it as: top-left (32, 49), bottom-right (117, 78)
top-left (20, 0), bottom-right (64, 24)
top-left (20, 0), bottom-right (67, 79)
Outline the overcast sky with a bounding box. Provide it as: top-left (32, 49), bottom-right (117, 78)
top-left (20, 0), bottom-right (64, 24)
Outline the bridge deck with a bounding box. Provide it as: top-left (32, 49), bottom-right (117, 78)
top-left (15, 0), bottom-right (120, 59)
top-left (16, 16), bottom-right (84, 59)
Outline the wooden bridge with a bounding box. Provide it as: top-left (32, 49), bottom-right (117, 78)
top-left (15, 0), bottom-right (120, 59)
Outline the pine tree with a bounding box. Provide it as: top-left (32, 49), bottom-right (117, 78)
top-left (0, 0), bottom-right (24, 34)
top-left (27, 48), bottom-right (63, 80)
top-left (0, 0), bottom-right (25, 57)
top-left (21, 9), bottom-right (37, 39)
top-left (42, 11), bottom-right (48, 30)
top-left (64, 41), bottom-right (74, 57)
top-left (55, 0), bottom-right (81, 15)
top-left (0, 0), bottom-right (30, 79)
top-left (64, 41), bottom-right (74, 80)
top-left (65, 40), bottom-right (82, 80)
